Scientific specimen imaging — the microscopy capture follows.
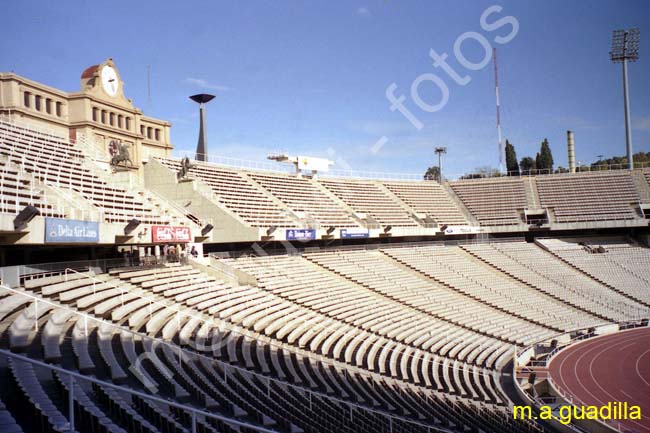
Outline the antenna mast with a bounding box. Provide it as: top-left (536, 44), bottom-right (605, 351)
top-left (493, 47), bottom-right (503, 173)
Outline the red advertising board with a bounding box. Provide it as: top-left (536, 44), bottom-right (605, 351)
top-left (151, 226), bottom-right (192, 243)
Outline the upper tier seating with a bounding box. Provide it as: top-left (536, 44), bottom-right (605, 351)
top-left (247, 172), bottom-right (359, 228)
top-left (382, 180), bottom-right (469, 226)
top-left (0, 121), bottom-right (176, 225)
top-left (0, 160), bottom-right (64, 218)
top-left (318, 178), bottom-right (419, 227)
top-left (536, 171), bottom-right (640, 222)
top-left (157, 157), bottom-right (298, 228)
top-left (448, 178), bottom-right (526, 226)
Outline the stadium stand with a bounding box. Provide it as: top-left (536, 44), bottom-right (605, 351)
top-left (156, 157), bottom-right (299, 228)
top-left (448, 177), bottom-right (527, 226)
top-left (536, 171), bottom-right (642, 222)
top-left (462, 241), bottom-right (649, 320)
top-left (318, 178), bottom-right (419, 227)
top-left (0, 120), bottom-right (189, 226)
top-left (378, 244), bottom-right (605, 330)
top-left (537, 238), bottom-right (650, 306)
top-left (2, 60), bottom-right (650, 433)
top-left (381, 180), bottom-right (470, 226)
top-left (0, 258), bottom-right (560, 433)
top-left (246, 171), bottom-right (360, 228)
top-left (0, 159), bottom-right (64, 219)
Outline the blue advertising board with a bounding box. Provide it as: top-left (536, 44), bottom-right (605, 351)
top-left (286, 229), bottom-right (316, 241)
top-left (45, 218), bottom-right (99, 243)
top-left (340, 228), bottom-right (370, 239)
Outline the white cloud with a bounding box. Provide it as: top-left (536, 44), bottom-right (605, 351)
top-left (633, 116), bottom-right (650, 131)
top-left (185, 77), bottom-right (231, 92)
top-left (356, 7), bottom-right (370, 17)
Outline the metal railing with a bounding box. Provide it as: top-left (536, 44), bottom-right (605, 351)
top-left (210, 235), bottom-right (524, 260)
top-left (171, 151), bottom-right (423, 181)
top-left (1, 348), bottom-right (277, 433)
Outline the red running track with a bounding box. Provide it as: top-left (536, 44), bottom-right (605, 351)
top-left (549, 327), bottom-right (650, 433)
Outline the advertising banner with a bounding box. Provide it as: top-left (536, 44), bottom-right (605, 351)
top-left (45, 218), bottom-right (99, 243)
top-left (286, 229), bottom-right (316, 241)
top-left (443, 226), bottom-right (482, 235)
top-left (297, 156), bottom-right (331, 173)
top-left (152, 225), bottom-right (192, 243)
top-left (340, 228), bottom-right (370, 239)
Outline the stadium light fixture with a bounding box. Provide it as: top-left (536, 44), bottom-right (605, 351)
top-left (434, 147), bottom-right (447, 182)
top-left (190, 94), bottom-right (216, 162)
top-left (610, 28), bottom-right (640, 170)
top-left (201, 224), bottom-right (214, 236)
top-left (13, 205), bottom-right (39, 230)
top-left (124, 218), bottom-right (141, 235)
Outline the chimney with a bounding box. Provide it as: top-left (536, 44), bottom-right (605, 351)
top-left (567, 130), bottom-right (576, 173)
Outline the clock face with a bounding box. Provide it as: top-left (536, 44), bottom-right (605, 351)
top-left (101, 65), bottom-right (119, 97)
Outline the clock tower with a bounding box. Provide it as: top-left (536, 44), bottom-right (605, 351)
top-left (0, 58), bottom-right (173, 173)
top-left (80, 58), bottom-right (128, 103)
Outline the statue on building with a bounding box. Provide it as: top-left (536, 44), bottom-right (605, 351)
top-left (110, 143), bottom-right (132, 168)
top-left (177, 156), bottom-right (193, 180)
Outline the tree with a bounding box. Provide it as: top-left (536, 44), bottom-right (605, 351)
top-left (520, 156), bottom-right (536, 173)
top-left (591, 152), bottom-right (650, 170)
top-left (505, 140), bottom-right (519, 176)
top-left (424, 166), bottom-right (441, 181)
top-left (460, 166), bottom-right (502, 179)
top-left (535, 138), bottom-right (554, 173)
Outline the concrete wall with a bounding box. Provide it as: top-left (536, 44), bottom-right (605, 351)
top-left (143, 159), bottom-right (261, 244)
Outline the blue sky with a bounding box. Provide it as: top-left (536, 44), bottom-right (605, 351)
top-left (2, 0), bottom-right (649, 178)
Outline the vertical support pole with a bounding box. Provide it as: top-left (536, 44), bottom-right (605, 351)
top-left (34, 299), bottom-right (38, 332)
top-left (622, 58), bottom-right (633, 170)
top-left (191, 411), bottom-right (197, 433)
top-left (68, 374), bottom-right (75, 432)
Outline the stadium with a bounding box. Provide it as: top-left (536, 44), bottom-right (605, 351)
top-left (1, 3), bottom-right (649, 433)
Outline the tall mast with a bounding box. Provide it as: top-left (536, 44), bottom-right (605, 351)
top-left (493, 47), bottom-right (503, 173)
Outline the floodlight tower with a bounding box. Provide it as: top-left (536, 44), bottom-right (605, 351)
top-left (190, 94), bottom-right (216, 162)
top-left (434, 147), bottom-right (447, 182)
top-left (610, 28), bottom-right (640, 170)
